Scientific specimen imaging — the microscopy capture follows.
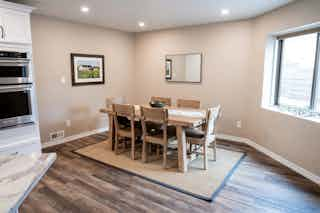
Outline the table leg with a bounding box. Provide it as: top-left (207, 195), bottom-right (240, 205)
top-left (177, 126), bottom-right (188, 173)
top-left (108, 113), bottom-right (115, 150)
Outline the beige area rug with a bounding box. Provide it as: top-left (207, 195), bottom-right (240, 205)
top-left (74, 141), bottom-right (245, 201)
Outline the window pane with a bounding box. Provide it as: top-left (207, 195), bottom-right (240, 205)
top-left (278, 33), bottom-right (317, 108)
top-left (315, 69), bottom-right (320, 112)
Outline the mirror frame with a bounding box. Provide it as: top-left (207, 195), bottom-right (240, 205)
top-left (165, 53), bottom-right (203, 83)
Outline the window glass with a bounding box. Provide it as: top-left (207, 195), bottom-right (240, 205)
top-left (278, 33), bottom-right (317, 109)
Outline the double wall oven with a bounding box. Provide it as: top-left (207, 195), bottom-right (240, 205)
top-left (0, 51), bottom-right (34, 129)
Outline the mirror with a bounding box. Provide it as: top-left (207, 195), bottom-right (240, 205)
top-left (165, 53), bottom-right (202, 83)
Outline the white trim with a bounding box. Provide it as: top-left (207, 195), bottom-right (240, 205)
top-left (272, 21), bottom-right (320, 37)
top-left (41, 127), bottom-right (108, 149)
top-left (216, 134), bottom-right (320, 185)
top-left (262, 105), bottom-right (320, 124)
top-left (42, 130), bottom-right (320, 185)
top-left (216, 134), bottom-right (249, 144)
top-left (0, 0), bottom-right (34, 13)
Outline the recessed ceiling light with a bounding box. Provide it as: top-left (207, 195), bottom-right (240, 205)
top-left (81, 6), bottom-right (89, 13)
top-left (138, 21), bottom-right (145, 28)
top-left (221, 9), bottom-right (230, 16)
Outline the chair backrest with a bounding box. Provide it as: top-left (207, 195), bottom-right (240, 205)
top-left (141, 106), bottom-right (168, 124)
top-left (204, 105), bottom-right (221, 137)
top-left (177, 99), bottom-right (200, 109)
top-left (112, 104), bottom-right (135, 131)
top-left (140, 106), bottom-right (168, 138)
top-left (151, 96), bottom-right (172, 106)
top-left (106, 97), bottom-right (126, 108)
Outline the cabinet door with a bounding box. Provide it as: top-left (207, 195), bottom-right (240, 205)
top-left (2, 10), bottom-right (31, 44)
top-left (0, 9), bottom-right (5, 42)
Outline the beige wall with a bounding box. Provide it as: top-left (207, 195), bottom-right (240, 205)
top-left (31, 15), bottom-right (135, 142)
top-left (31, 0), bottom-right (320, 177)
top-left (134, 0), bottom-right (320, 177)
top-left (246, 0), bottom-right (320, 176)
top-left (135, 21), bottom-right (252, 137)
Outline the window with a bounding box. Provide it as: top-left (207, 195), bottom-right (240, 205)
top-left (272, 31), bottom-right (320, 118)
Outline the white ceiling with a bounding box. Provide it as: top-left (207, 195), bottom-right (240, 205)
top-left (7, 0), bottom-right (294, 32)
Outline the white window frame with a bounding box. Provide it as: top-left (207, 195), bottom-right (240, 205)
top-left (261, 23), bottom-right (320, 123)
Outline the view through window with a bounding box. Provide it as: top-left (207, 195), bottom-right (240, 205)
top-left (274, 32), bottom-right (320, 117)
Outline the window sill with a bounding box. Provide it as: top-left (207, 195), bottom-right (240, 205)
top-left (261, 105), bottom-right (320, 124)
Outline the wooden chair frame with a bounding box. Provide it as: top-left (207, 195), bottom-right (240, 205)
top-left (140, 107), bottom-right (174, 168)
top-left (187, 106), bottom-right (221, 170)
top-left (177, 99), bottom-right (200, 109)
top-left (113, 104), bottom-right (140, 160)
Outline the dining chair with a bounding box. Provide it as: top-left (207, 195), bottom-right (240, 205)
top-left (106, 97), bottom-right (129, 151)
top-left (177, 99), bottom-right (200, 109)
top-left (186, 105), bottom-right (221, 170)
top-left (113, 104), bottom-right (141, 160)
top-left (150, 96), bottom-right (172, 106)
top-left (140, 106), bottom-right (176, 168)
top-left (106, 96), bottom-right (126, 107)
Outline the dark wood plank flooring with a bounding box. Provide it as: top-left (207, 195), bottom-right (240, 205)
top-left (20, 133), bottom-right (320, 213)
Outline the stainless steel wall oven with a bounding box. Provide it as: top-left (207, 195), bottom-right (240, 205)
top-left (0, 84), bottom-right (33, 128)
top-left (0, 51), bottom-right (32, 85)
top-left (0, 51), bottom-right (34, 129)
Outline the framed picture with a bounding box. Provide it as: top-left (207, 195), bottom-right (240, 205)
top-left (165, 59), bottom-right (172, 80)
top-left (71, 53), bottom-right (105, 86)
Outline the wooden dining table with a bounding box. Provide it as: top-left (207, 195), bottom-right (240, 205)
top-left (100, 105), bottom-right (207, 173)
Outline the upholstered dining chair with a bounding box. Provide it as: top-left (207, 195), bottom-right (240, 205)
top-left (106, 97), bottom-right (130, 151)
top-left (140, 106), bottom-right (176, 168)
top-left (150, 96), bottom-right (172, 106)
top-left (186, 105), bottom-right (221, 170)
top-left (177, 99), bottom-right (200, 109)
top-left (106, 96), bottom-right (129, 128)
top-left (113, 104), bottom-right (141, 160)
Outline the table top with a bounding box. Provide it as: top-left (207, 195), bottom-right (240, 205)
top-left (100, 105), bottom-right (207, 127)
top-left (0, 153), bottom-right (56, 213)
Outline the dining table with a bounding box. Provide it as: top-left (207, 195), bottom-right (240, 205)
top-left (100, 105), bottom-right (207, 173)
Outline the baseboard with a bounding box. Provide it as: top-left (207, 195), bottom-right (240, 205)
top-left (42, 130), bottom-right (320, 185)
top-left (41, 127), bottom-right (108, 149)
top-left (217, 134), bottom-right (320, 185)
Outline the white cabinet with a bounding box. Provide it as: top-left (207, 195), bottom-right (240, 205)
top-left (0, 2), bottom-right (33, 44)
top-left (2, 10), bottom-right (31, 44)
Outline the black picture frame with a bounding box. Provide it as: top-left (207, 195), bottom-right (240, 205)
top-left (165, 59), bottom-right (172, 80)
top-left (71, 53), bottom-right (105, 86)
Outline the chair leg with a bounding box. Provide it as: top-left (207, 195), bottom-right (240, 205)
top-left (163, 145), bottom-right (167, 168)
top-left (115, 134), bottom-right (119, 154)
top-left (131, 137), bottom-right (135, 160)
top-left (142, 140), bottom-right (147, 163)
top-left (213, 141), bottom-right (217, 161)
top-left (156, 145), bottom-right (161, 158)
top-left (148, 143), bottom-right (152, 154)
top-left (203, 144), bottom-right (208, 170)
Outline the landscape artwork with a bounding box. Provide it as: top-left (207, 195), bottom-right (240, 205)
top-left (71, 53), bottom-right (105, 86)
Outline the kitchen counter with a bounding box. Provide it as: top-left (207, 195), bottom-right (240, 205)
top-left (0, 153), bottom-right (56, 213)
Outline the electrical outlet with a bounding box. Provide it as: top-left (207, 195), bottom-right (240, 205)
top-left (236, 120), bottom-right (242, 128)
top-left (65, 120), bottom-right (71, 127)
top-left (49, 130), bottom-right (65, 141)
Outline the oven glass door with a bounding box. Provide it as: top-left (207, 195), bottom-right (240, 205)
top-left (0, 59), bottom-right (31, 84)
top-left (0, 85), bottom-right (33, 128)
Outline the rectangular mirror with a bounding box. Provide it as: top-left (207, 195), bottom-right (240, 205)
top-left (165, 53), bottom-right (202, 83)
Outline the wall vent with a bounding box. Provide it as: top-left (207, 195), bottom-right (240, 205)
top-left (49, 130), bottom-right (65, 141)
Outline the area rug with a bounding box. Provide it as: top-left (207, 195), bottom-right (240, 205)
top-left (74, 141), bottom-right (245, 202)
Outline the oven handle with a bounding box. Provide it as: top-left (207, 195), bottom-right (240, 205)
top-left (0, 84), bottom-right (32, 93)
top-left (0, 59), bottom-right (30, 64)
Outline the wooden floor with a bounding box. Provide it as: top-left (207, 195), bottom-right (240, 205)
top-left (21, 133), bottom-right (320, 213)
